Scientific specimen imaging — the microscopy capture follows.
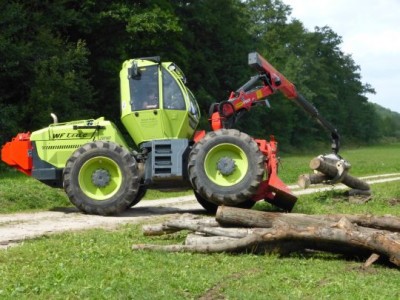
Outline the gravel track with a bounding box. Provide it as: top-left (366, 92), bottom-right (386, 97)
top-left (1, 173), bottom-right (399, 249)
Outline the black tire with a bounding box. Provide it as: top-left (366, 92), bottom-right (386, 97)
top-left (194, 190), bottom-right (255, 214)
top-left (63, 141), bottom-right (139, 215)
top-left (188, 129), bottom-right (265, 206)
top-left (128, 184), bottom-right (147, 208)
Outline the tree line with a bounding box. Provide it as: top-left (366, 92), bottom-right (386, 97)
top-left (1, 0), bottom-right (399, 151)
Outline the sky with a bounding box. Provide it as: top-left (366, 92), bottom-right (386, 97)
top-left (281, 0), bottom-right (400, 113)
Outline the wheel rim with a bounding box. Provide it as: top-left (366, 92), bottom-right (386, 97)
top-left (78, 156), bottom-right (122, 200)
top-left (204, 143), bottom-right (248, 186)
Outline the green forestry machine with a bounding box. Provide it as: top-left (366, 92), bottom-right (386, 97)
top-left (2, 53), bottom-right (349, 215)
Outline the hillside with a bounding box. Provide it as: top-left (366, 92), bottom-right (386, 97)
top-left (372, 103), bottom-right (400, 139)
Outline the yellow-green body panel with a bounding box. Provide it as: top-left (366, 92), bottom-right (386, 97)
top-left (30, 117), bottom-right (129, 168)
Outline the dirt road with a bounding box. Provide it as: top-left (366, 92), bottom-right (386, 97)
top-left (1, 173), bottom-right (400, 248)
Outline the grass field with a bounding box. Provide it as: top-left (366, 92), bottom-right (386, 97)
top-left (0, 143), bottom-right (399, 299)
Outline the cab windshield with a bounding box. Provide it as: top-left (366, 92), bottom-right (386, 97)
top-left (129, 65), bottom-right (159, 111)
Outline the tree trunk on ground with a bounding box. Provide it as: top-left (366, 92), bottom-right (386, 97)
top-left (132, 207), bottom-right (400, 268)
top-left (143, 216), bottom-right (218, 236)
top-left (216, 206), bottom-right (400, 232)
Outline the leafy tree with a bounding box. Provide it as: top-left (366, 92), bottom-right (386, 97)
top-left (77, 1), bottom-right (183, 121)
top-left (0, 1), bottom-right (94, 145)
top-left (242, 0), bottom-right (381, 149)
top-left (1, 0), bottom-right (396, 151)
top-left (172, 0), bottom-right (254, 116)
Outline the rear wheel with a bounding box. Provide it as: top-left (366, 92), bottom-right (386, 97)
top-left (63, 141), bottom-right (139, 215)
top-left (129, 185), bottom-right (147, 208)
top-left (188, 129), bottom-right (265, 206)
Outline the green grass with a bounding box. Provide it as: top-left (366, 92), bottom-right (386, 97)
top-left (0, 189), bottom-right (399, 300)
top-left (0, 143), bottom-right (400, 299)
top-left (0, 169), bottom-right (71, 213)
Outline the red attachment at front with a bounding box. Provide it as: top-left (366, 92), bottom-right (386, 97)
top-left (250, 53), bottom-right (298, 99)
top-left (193, 130), bottom-right (206, 143)
top-left (209, 52), bottom-right (300, 132)
top-left (252, 137), bottom-right (297, 211)
top-left (1, 132), bottom-right (33, 176)
top-left (210, 112), bottom-right (223, 131)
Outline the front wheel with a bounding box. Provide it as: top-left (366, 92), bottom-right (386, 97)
top-left (194, 190), bottom-right (255, 214)
top-left (63, 141), bottom-right (140, 215)
top-left (188, 129), bottom-right (265, 206)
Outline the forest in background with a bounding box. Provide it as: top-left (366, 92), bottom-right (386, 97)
top-left (1, 0), bottom-right (400, 151)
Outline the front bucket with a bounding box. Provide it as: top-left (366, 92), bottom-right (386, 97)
top-left (252, 173), bottom-right (297, 212)
top-left (265, 188), bottom-right (297, 212)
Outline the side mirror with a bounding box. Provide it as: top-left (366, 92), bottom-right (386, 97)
top-left (128, 62), bottom-right (141, 80)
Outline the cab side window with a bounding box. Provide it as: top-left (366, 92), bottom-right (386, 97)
top-left (162, 68), bottom-right (185, 110)
top-left (188, 90), bottom-right (200, 119)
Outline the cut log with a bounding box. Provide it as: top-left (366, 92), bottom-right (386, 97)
top-left (216, 206), bottom-right (328, 228)
top-left (132, 234), bottom-right (264, 253)
top-left (216, 206), bottom-right (400, 232)
top-left (132, 207), bottom-right (400, 267)
top-left (143, 217), bottom-right (219, 236)
top-left (297, 173), bottom-right (329, 189)
top-left (184, 232), bottom-right (313, 255)
top-left (185, 234), bottom-right (238, 246)
top-left (165, 219), bottom-right (253, 238)
top-left (133, 219), bottom-right (400, 266)
top-left (309, 157), bottom-right (370, 191)
top-left (265, 221), bottom-right (400, 266)
top-left (143, 224), bottom-right (180, 236)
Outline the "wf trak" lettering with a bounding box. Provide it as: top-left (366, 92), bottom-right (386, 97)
top-left (52, 132), bottom-right (95, 139)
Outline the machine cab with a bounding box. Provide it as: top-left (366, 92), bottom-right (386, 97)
top-left (120, 57), bottom-right (200, 146)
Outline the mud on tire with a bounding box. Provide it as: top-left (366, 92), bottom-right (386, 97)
top-left (63, 141), bottom-right (140, 215)
top-left (188, 129), bottom-right (265, 206)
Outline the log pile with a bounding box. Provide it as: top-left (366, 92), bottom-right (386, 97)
top-left (132, 206), bottom-right (400, 268)
top-left (298, 156), bottom-right (371, 196)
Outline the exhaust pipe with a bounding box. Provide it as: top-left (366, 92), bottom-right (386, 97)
top-left (50, 113), bottom-right (58, 124)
